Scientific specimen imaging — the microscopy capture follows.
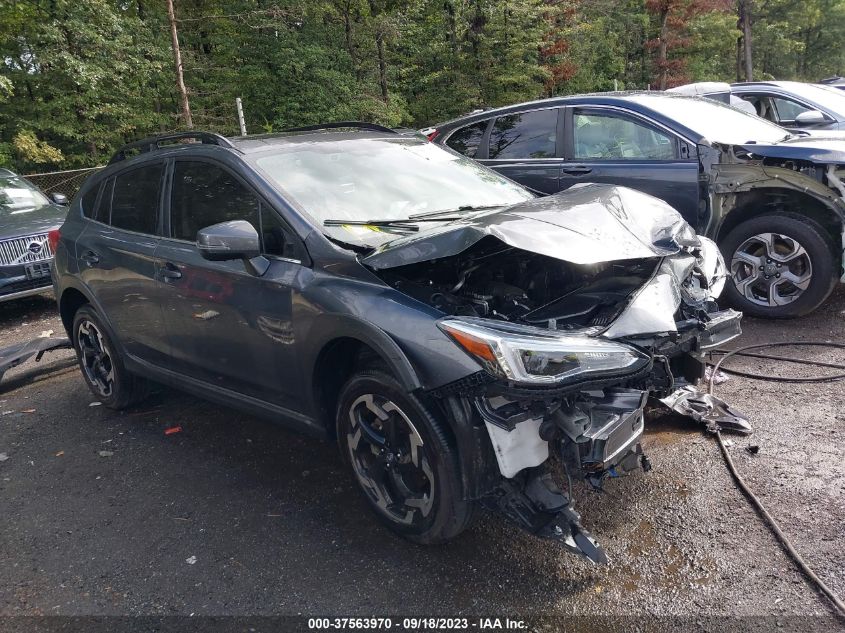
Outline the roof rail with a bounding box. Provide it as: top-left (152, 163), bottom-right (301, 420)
top-left (108, 131), bottom-right (238, 165)
top-left (280, 121), bottom-right (398, 135)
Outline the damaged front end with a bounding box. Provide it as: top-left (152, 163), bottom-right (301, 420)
top-left (365, 185), bottom-right (748, 563)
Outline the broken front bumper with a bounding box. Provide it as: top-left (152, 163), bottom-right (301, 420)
top-left (461, 308), bottom-right (745, 563)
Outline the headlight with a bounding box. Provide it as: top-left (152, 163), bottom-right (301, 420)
top-left (439, 319), bottom-right (649, 385)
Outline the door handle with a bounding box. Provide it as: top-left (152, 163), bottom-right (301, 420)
top-left (80, 250), bottom-right (100, 266)
top-left (562, 165), bottom-right (593, 175)
top-left (160, 262), bottom-right (182, 280)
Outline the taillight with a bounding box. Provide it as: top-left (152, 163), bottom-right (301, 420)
top-left (426, 129), bottom-right (439, 142)
top-left (47, 229), bottom-right (61, 253)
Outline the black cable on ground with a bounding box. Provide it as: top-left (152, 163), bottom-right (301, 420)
top-left (706, 341), bottom-right (845, 617)
top-left (709, 342), bottom-right (845, 383)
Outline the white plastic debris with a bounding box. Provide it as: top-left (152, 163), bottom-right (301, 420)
top-left (185, 555), bottom-right (197, 565)
top-left (0, 453), bottom-right (8, 462)
top-left (89, 402), bottom-right (102, 407)
top-left (98, 450), bottom-right (114, 458)
top-left (38, 330), bottom-right (54, 338)
top-left (705, 366), bottom-right (730, 384)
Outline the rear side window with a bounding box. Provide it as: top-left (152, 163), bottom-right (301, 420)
top-left (489, 109), bottom-right (557, 159)
top-left (446, 121), bottom-right (488, 158)
top-left (109, 164), bottom-right (163, 234)
top-left (80, 184), bottom-right (100, 219)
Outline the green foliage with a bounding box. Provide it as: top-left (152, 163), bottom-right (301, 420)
top-left (1, 0), bottom-right (843, 169)
top-left (12, 130), bottom-right (64, 166)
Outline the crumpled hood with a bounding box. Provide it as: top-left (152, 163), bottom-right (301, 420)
top-left (0, 204), bottom-right (68, 241)
top-left (739, 136), bottom-right (845, 164)
top-left (362, 184), bottom-right (693, 270)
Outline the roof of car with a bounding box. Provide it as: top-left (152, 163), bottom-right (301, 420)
top-left (434, 91), bottom-right (700, 128)
top-left (730, 80), bottom-right (821, 90)
top-left (106, 124), bottom-right (409, 165)
top-left (230, 129), bottom-right (405, 154)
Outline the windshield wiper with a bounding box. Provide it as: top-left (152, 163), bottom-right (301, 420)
top-left (322, 216), bottom-right (465, 233)
top-left (408, 204), bottom-right (505, 220)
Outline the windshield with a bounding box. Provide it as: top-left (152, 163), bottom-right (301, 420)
top-left (0, 176), bottom-right (51, 215)
top-left (253, 137), bottom-right (533, 242)
top-left (627, 94), bottom-right (790, 144)
top-left (778, 82), bottom-right (845, 115)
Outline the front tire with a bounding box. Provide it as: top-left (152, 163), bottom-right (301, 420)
top-left (336, 369), bottom-right (473, 544)
top-left (721, 213), bottom-right (837, 318)
top-left (72, 306), bottom-right (149, 409)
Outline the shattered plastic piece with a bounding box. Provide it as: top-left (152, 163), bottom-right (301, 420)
top-left (0, 453), bottom-right (8, 462)
top-left (55, 451), bottom-right (64, 457)
top-left (164, 426), bottom-right (182, 435)
top-left (89, 402), bottom-right (102, 407)
top-left (704, 365), bottom-right (730, 385)
top-left (185, 555), bottom-right (197, 565)
top-left (541, 505), bottom-right (608, 564)
top-left (660, 385), bottom-right (752, 434)
top-left (21, 409), bottom-right (36, 414)
top-left (98, 450), bottom-right (114, 458)
top-left (0, 336), bottom-right (72, 382)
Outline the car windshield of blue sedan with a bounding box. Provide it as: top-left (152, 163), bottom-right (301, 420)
top-left (253, 137), bottom-right (533, 240)
top-left (0, 176), bottom-right (51, 215)
top-left (628, 95), bottom-right (791, 144)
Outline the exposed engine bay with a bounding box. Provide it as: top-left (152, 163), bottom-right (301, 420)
top-left (378, 237), bottom-right (657, 330)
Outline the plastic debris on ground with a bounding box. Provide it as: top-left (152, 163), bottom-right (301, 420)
top-left (98, 450), bottom-right (114, 458)
top-left (185, 556), bottom-right (197, 565)
top-left (705, 365), bottom-right (730, 384)
top-left (164, 426), bottom-right (182, 435)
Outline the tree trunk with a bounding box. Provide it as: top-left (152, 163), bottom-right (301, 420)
top-left (166, 0), bottom-right (193, 129)
top-left (657, 7), bottom-right (669, 90)
top-left (376, 29), bottom-right (388, 101)
top-left (342, 1), bottom-right (362, 80)
top-left (738, 0), bottom-right (753, 81)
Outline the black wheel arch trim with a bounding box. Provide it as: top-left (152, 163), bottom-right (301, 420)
top-left (303, 313), bottom-right (424, 398)
top-left (57, 278), bottom-right (124, 353)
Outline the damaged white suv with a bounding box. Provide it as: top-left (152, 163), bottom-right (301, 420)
top-left (54, 127), bottom-right (745, 563)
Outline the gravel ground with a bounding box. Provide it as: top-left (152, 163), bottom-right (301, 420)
top-left (0, 289), bottom-right (843, 630)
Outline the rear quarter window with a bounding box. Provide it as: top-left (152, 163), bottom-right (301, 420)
top-left (445, 121), bottom-right (488, 158)
top-left (80, 183), bottom-right (101, 219)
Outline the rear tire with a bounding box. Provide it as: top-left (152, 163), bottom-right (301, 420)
top-left (720, 213), bottom-right (837, 318)
top-left (72, 306), bottom-right (149, 409)
top-left (336, 369), bottom-right (473, 544)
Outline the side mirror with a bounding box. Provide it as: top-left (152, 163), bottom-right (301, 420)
top-left (197, 220), bottom-right (269, 275)
top-left (794, 110), bottom-right (827, 125)
top-left (51, 192), bottom-right (68, 206)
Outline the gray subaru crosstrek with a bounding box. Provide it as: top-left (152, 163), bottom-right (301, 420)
top-left (52, 126), bottom-right (744, 562)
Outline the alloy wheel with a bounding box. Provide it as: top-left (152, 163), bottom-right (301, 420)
top-left (730, 232), bottom-right (813, 307)
top-left (77, 319), bottom-right (115, 398)
top-left (346, 393), bottom-right (435, 526)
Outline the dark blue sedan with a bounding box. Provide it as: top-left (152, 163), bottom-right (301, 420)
top-left (427, 93), bottom-right (845, 319)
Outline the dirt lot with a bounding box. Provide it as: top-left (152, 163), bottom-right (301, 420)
top-left (0, 289), bottom-right (843, 630)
